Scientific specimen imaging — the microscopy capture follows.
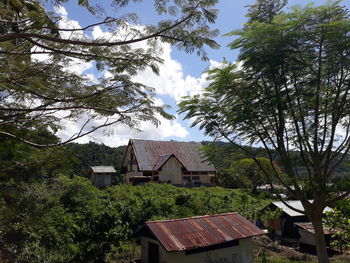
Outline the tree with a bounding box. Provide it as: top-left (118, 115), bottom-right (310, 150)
top-left (179, 1), bottom-right (350, 262)
top-left (222, 157), bottom-right (282, 192)
top-left (0, 0), bottom-right (219, 148)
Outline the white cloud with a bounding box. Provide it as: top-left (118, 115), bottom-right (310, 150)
top-left (50, 10), bottom-right (222, 147)
top-left (57, 113), bottom-right (189, 147)
top-left (54, 5), bottom-right (68, 17)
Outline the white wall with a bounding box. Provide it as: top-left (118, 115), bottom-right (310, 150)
top-left (141, 237), bottom-right (253, 263)
top-left (298, 229), bottom-right (316, 246)
top-left (159, 157), bottom-right (182, 184)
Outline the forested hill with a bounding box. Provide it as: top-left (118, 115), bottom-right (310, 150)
top-left (201, 141), bottom-right (350, 178)
top-left (68, 142), bottom-right (126, 178)
top-left (67, 140), bottom-right (350, 180)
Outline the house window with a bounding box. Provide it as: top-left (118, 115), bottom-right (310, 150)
top-left (183, 176), bottom-right (191, 181)
top-left (148, 242), bottom-right (159, 263)
top-left (192, 176), bottom-right (199, 180)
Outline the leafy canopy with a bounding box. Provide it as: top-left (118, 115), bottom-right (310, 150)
top-left (179, 2), bottom-right (350, 262)
top-left (0, 0), bottom-right (220, 148)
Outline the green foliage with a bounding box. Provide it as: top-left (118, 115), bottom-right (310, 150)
top-left (0, 0), bottom-right (220, 147)
top-left (0, 181), bottom-right (272, 262)
top-left (221, 158), bottom-right (282, 192)
top-left (67, 142), bottom-right (126, 182)
top-left (0, 176), bottom-right (130, 263)
top-left (179, 2), bottom-right (350, 261)
top-left (325, 199), bottom-right (350, 252)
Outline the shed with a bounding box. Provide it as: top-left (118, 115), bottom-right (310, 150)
top-left (260, 200), bottom-right (333, 238)
top-left (137, 212), bottom-right (265, 263)
top-left (90, 166), bottom-right (116, 188)
top-left (294, 222), bottom-right (335, 247)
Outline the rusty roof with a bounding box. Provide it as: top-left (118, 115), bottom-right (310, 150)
top-left (144, 212), bottom-right (265, 252)
top-left (294, 222), bottom-right (335, 235)
top-left (130, 139), bottom-right (216, 172)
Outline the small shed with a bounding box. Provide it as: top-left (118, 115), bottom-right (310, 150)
top-left (137, 212), bottom-right (265, 263)
top-left (90, 166), bottom-right (116, 188)
top-left (294, 222), bottom-right (335, 247)
top-left (260, 200), bottom-right (333, 238)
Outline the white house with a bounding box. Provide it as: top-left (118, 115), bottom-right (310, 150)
top-left (137, 212), bottom-right (265, 263)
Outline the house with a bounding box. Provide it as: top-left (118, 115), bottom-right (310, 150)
top-left (259, 200), bottom-right (333, 240)
top-left (90, 166), bottom-right (116, 188)
top-left (137, 212), bottom-right (265, 263)
top-left (121, 139), bottom-right (216, 186)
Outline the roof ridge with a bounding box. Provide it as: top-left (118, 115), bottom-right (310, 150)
top-left (131, 138), bottom-right (200, 144)
top-left (146, 212), bottom-right (239, 224)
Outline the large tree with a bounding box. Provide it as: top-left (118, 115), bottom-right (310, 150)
top-left (0, 0), bottom-right (219, 148)
top-left (179, 1), bottom-right (350, 262)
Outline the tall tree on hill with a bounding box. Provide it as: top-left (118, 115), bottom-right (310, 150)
top-left (0, 0), bottom-right (219, 148)
top-left (179, 1), bottom-right (350, 262)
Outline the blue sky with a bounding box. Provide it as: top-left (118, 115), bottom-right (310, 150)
top-left (57, 0), bottom-right (350, 147)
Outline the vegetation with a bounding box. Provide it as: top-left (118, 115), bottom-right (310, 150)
top-left (0, 179), bottom-right (271, 262)
top-left (68, 142), bottom-right (125, 180)
top-left (179, 1), bottom-right (350, 262)
top-left (0, 0), bottom-right (219, 148)
top-left (325, 198), bottom-right (350, 253)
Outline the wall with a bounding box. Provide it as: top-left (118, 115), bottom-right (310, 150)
top-left (91, 173), bottom-right (111, 188)
top-left (298, 229), bottom-right (316, 246)
top-left (159, 157), bottom-right (182, 185)
top-left (141, 237), bottom-right (253, 263)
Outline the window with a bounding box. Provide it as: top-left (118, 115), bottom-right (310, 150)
top-left (183, 176), bottom-right (191, 181)
top-left (192, 176), bottom-right (199, 180)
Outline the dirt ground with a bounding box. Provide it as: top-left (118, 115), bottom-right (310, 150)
top-left (253, 236), bottom-right (350, 262)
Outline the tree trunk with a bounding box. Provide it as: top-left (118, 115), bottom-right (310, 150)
top-left (311, 214), bottom-right (330, 263)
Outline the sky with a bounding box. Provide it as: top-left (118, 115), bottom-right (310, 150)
top-left (55, 0), bottom-right (350, 147)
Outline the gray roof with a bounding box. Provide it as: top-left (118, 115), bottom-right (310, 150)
top-left (91, 166), bottom-right (116, 173)
top-left (272, 200), bottom-right (333, 217)
top-left (130, 139), bottom-right (216, 172)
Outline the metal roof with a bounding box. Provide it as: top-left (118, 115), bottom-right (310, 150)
top-left (271, 200), bottom-right (333, 217)
top-left (295, 222), bottom-right (335, 235)
top-left (91, 166), bottom-right (116, 173)
top-left (144, 212), bottom-right (265, 252)
top-left (130, 139), bottom-right (216, 172)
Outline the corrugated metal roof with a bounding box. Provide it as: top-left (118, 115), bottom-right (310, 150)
top-left (295, 222), bottom-right (335, 235)
top-left (91, 166), bottom-right (116, 173)
top-left (272, 200), bottom-right (333, 217)
top-left (131, 139), bottom-right (216, 172)
top-left (145, 212), bottom-right (265, 252)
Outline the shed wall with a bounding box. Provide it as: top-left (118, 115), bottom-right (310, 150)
top-left (141, 237), bottom-right (253, 263)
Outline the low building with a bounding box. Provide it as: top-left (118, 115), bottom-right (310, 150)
top-left (121, 139), bottom-right (216, 186)
top-left (137, 212), bottom-right (265, 263)
top-left (260, 200), bottom-right (333, 239)
top-left (294, 222), bottom-right (335, 247)
top-left (90, 166), bottom-right (116, 188)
